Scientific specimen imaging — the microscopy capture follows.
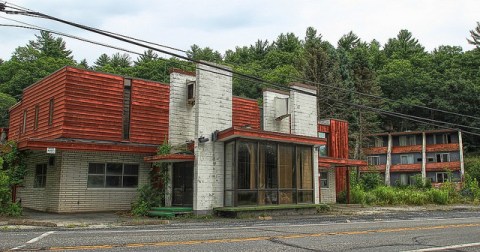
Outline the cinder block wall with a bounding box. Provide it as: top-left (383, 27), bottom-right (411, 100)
top-left (262, 90), bottom-right (290, 133)
top-left (17, 151), bottom-right (62, 212)
top-left (320, 169), bottom-right (336, 203)
top-left (193, 62), bottom-right (232, 214)
top-left (57, 151), bottom-right (149, 212)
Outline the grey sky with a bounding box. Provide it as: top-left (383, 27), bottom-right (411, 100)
top-left (0, 0), bottom-right (478, 64)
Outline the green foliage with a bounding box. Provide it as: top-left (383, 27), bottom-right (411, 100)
top-left (0, 92), bottom-right (16, 127)
top-left (467, 22), bottom-right (480, 48)
top-left (131, 184), bottom-right (163, 216)
top-left (0, 142), bottom-right (27, 216)
top-left (359, 172), bottom-right (383, 190)
top-left (157, 140), bottom-right (172, 155)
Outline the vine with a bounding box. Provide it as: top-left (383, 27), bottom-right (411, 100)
top-left (0, 141), bottom-right (28, 216)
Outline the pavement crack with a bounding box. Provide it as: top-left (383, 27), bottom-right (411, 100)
top-left (268, 237), bottom-right (324, 252)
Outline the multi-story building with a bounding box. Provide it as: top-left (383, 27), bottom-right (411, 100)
top-left (362, 130), bottom-right (464, 186)
top-left (7, 63), bottom-right (364, 213)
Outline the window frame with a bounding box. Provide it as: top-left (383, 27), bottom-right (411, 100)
top-left (87, 162), bottom-right (139, 188)
top-left (400, 154), bottom-right (414, 164)
top-left (436, 172), bottom-right (450, 183)
top-left (367, 156), bottom-right (380, 165)
top-left (34, 164), bottom-right (47, 188)
top-left (33, 105), bottom-right (40, 130)
top-left (319, 171), bottom-right (329, 188)
top-left (436, 153), bottom-right (450, 163)
top-left (21, 109), bottom-right (27, 134)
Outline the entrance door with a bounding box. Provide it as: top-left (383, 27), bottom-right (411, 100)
top-left (172, 162), bottom-right (193, 206)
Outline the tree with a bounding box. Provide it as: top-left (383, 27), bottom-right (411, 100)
top-left (0, 93), bottom-right (16, 127)
top-left (467, 22), bottom-right (480, 48)
top-left (187, 44), bottom-right (223, 63)
top-left (0, 32), bottom-right (75, 98)
top-left (383, 29), bottom-right (426, 60)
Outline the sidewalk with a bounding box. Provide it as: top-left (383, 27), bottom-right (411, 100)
top-left (1, 204), bottom-right (479, 230)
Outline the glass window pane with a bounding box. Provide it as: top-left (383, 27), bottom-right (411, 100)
top-left (298, 190), bottom-right (313, 203)
top-left (237, 142), bottom-right (257, 189)
top-left (297, 146), bottom-right (313, 189)
top-left (259, 190), bottom-right (278, 205)
top-left (319, 145), bottom-right (328, 157)
top-left (237, 191), bottom-right (257, 206)
top-left (88, 175), bottom-right (105, 187)
top-left (88, 163), bottom-right (105, 174)
top-left (124, 164), bottom-right (139, 175)
top-left (123, 176), bottom-right (138, 187)
top-left (106, 163), bottom-right (123, 175)
top-left (259, 143), bottom-right (277, 189)
top-left (106, 176), bottom-right (122, 187)
top-left (279, 144), bottom-right (294, 189)
top-left (279, 190), bottom-right (295, 204)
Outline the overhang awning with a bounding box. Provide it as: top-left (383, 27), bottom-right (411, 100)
top-left (144, 154), bottom-right (195, 163)
top-left (318, 157), bottom-right (367, 168)
top-left (217, 127), bottom-right (326, 146)
top-left (17, 139), bottom-right (157, 154)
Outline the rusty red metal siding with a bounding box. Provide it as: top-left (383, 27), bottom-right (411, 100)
top-left (8, 67), bottom-right (67, 141)
top-left (324, 119), bottom-right (350, 196)
top-left (62, 67), bottom-right (124, 142)
top-left (129, 79), bottom-right (170, 144)
top-left (232, 96), bottom-right (260, 130)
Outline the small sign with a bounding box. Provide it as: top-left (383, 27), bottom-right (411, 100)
top-left (47, 147), bottom-right (56, 154)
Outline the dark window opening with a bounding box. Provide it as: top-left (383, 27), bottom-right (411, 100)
top-left (122, 79), bottom-right (132, 140)
top-left (22, 109), bottom-right (27, 134)
top-left (34, 105), bottom-right (39, 130)
top-left (34, 164), bottom-right (47, 188)
top-left (48, 99), bottom-right (54, 126)
top-left (87, 162), bottom-right (139, 188)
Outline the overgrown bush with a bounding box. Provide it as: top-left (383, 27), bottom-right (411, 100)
top-left (359, 172), bottom-right (383, 191)
top-left (0, 142), bottom-right (27, 216)
top-left (131, 184), bottom-right (163, 216)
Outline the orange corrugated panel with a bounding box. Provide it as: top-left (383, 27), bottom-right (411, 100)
top-left (232, 97), bottom-right (260, 130)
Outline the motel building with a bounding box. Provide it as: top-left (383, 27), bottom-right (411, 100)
top-left (6, 62), bottom-right (365, 214)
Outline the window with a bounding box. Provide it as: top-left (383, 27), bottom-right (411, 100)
top-left (318, 132), bottom-right (326, 138)
top-left (226, 140), bottom-right (314, 206)
top-left (436, 153), bottom-right (450, 163)
top-left (186, 80), bottom-right (195, 105)
top-left (399, 135), bottom-right (416, 146)
top-left (442, 134), bottom-right (452, 144)
top-left (318, 145), bottom-right (328, 157)
top-left (48, 98), bottom-right (54, 125)
top-left (374, 137), bottom-right (383, 147)
top-left (87, 163), bottom-right (139, 188)
top-left (122, 79), bottom-right (132, 140)
top-left (319, 171), bottom-right (329, 188)
top-left (34, 164), bottom-right (47, 188)
top-left (21, 109), bottom-right (27, 134)
top-left (34, 105), bottom-right (39, 130)
top-left (436, 172), bottom-right (449, 183)
top-left (400, 154), bottom-right (414, 164)
top-left (367, 156), bottom-right (380, 165)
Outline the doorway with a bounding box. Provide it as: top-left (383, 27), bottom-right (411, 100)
top-left (172, 162), bottom-right (193, 206)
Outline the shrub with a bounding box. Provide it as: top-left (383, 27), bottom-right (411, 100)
top-left (360, 172), bottom-right (383, 191)
top-left (131, 184), bottom-right (163, 216)
top-left (427, 189), bottom-right (448, 205)
top-left (351, 184), bottom-right (366, 205)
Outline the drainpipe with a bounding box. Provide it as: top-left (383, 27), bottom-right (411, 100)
top-left (385, 134), bottom-right (392, 186)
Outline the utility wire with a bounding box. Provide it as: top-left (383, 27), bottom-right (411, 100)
top-left (2, 3), bottom-right (480, 135)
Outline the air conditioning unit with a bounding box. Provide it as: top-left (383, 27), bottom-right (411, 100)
top-left (274, 97), bottom-right (290, 121)
top-left (186, 80), bottom-right (196, 105)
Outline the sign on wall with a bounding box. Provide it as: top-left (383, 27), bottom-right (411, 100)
top-left (46, 147), bottom-right (56, 154)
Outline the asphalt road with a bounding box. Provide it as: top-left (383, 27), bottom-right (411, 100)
top-left (2, 210), bottom-right (480, 252)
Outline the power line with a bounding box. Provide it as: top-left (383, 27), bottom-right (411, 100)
top-left (2, 3), bottom-right (480, 136)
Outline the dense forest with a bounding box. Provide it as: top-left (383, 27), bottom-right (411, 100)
top-left (1, 25), bottom-right (480, 157)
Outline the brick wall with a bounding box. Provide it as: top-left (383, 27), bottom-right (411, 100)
top-left (17, 151), bottom-right (62, 212)
top-left (193, 62), bottom-right (232, 214)
top-left (18, 151), bottom-right (150, 213)
top-left (168, 72), bottom-right (197, 146)
top-left (262, 90), bottom-right (290, 133)
top-left (320, 169), bottom-right (336, 203)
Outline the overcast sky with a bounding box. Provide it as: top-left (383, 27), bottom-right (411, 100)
top-left (0, 0), bottom-right (478, 64)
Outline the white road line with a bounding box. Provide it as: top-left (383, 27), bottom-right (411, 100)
top-left (10, 231), bottom-right (55, 251)
top-left (404, 242), bottom-right (480, 251)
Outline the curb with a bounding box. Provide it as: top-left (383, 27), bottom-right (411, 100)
top-left (7, 220), bottom-right (57, 227)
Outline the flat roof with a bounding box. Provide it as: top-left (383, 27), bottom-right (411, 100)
top-left (217, 127), bottom-right (326, 146)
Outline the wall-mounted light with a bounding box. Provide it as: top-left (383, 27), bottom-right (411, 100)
top-left (198, 136), bottom-right (209, 143)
